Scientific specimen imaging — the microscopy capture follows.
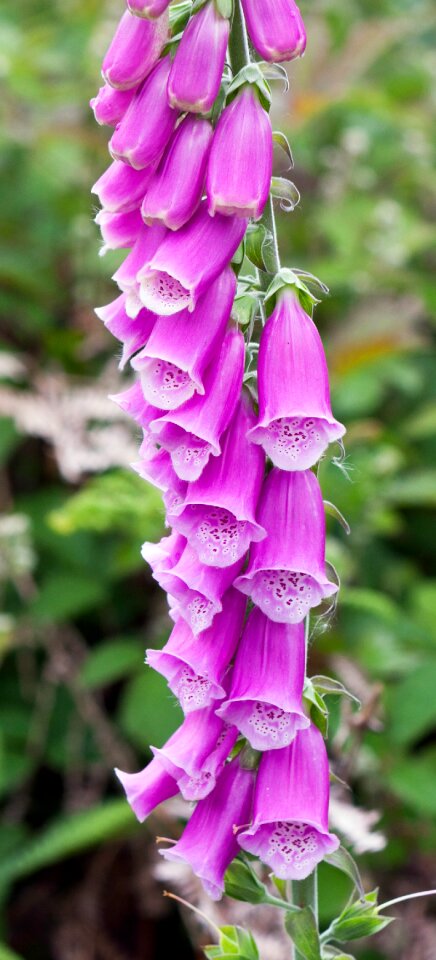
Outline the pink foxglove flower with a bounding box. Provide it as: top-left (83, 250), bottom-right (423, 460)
top-left (160, 758), bottom-right (255, 900)
top-left (150, 326), bottom-right (245, 482)
top-left (248, 289), bottom-right (345, 469)
top-left (206, 85), bottom-right (273, 219)
top-left (171, 394), bottom-right (266, 567)
top-left (130, 268), bottom-right (236, 410)
top-left (109, 57), bottom-right (178, 170)
top-left (95, 294), bottom-right (156, 368)
top-left (92, 160), bottom-right (155, 213)
top-left (128, 0), bottom-right (171, 18)
top-left (138, 202), bottom-right (247, 314)
top-left (110, 380), bottom-right (161, 429)
top-left (102, 9), bottom-right (168, 89)
top-left (95, 207), bottom-right (143, 253)
top-left (235, 468), bottom-right (337, 622)
top-left (238, 725), bottom-right (339, 879)
top-left (141, 116), bottom-right (213, 231)
top-left (90, 82), bottom-right (137, 126)
top-left (241, 0), bottom-right (306, 63)
top-left (152, 705), bottom-right (238, 801)
top-left (146, 588), bottom-right (246, 712)
top-left (115, 756), bottom-right (177, 822)
top-left (167, 2), bottom-right (230, 114)
top-left (216, 608), bottom-right (309, 750)
top-left (112, 223), bottom-right (167, 309)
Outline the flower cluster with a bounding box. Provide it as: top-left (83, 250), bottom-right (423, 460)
top-left (92, 0), bottom-right (344, 903)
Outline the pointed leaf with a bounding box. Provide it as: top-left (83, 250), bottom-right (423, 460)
top-left (311, 676), bottom-right (360, 707)
top-left (324, 846), bottom-right (365, 899)
top-left (323, 500), bottom-right (351, 535)
top-left (273, 130), bottom-right (294, 169)
top-left (245, 223), bottom-right (271, 271)
top-left (224, 859), bottom-right (269, 905)
top-left (270, 176), bottom-right (300, 212)
top-left (215, 0), bottom-right (233, 16)
top-left (285, 907), bottom-right (322, 960)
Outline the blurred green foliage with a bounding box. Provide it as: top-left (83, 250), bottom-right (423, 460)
top-left (0, 0), bottom-right (435, 957)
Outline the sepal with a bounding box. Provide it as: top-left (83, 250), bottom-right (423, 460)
top-left (326, 890), bottom-right (393, 944)
top-left (204, 925), bottom-right (259, 960)
top-left (224, 858), bottom-right (270, 905)
top-left (264, 268), bottom-right (320, 314)
top-left (270, 176), bottom-right (300, 212)
top-left (226, 64), bottom-right (271, 110)
top-left (245, 222), bottom-right (275, 273)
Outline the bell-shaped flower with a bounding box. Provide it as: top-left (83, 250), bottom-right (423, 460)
top-left (171, 394), bottom-right (266, 567)
top-left (238, 725), bottom-right (339, 879)
top-left (146, 588), bottom-right (246, 712)
top-left (110, 380), bottom-right (161, 429)
top-left (95, 294), bottom-right (156, 368)
top-left (90, 82), bottom-right (137, 126)
top-left (234, 469), bottom-right (338, 623)
top-left (206, 86), bottom-right (273, 219)
top-left (248, 290), bottom-right (345, 470)
top-left (216, 608), bottom-right (309, 750)
top-left (160, 757), bottom-right (255, 900)
top-left (128, 0), bottom-right (171, 18)
top-left (241, 0), bottom-right (306, 63)
top-left (95, 207), bottom-right (143, 254)
top-left (141, 117), bottom-right (213, 231)
top-left (167, 2), bottom-right (230, 114)
top-left (130, 268), bottom-right (235, 411)
top-left (110, 57), bottom-right (178, 170)
top-left (92, 160), bottom-right (155, 214)
top-left (152, 705), bottom-right (238, 801)
top-left (133, 445), bottom-right (182, 496)
top-left (102, 9), bottom-right (168, 90)
top-left (115, 756), bottom-right (178, 822)
top-left (149, 326), bottom-right (244, 482)
top-left (112, 223), bottom-right (167, 309)
top-left (137, 201), bottom-right (247, 314)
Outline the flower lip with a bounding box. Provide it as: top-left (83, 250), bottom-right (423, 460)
top-left (139, 270), bottom-right (193, 314)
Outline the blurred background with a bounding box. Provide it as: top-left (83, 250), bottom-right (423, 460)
top-left (0, 0), bottom-right (435, 957)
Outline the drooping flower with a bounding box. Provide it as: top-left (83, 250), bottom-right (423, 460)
top-left (141, 116), bottom-right (213, 231)
top-left (130, 268), bottom-right (236, 410)
top-left (102, 9), bottom-right (168, 89)
top-left (95, 207), bottom-right (143, 254)
top-left (115, 756), bottom-right (178, 822)
top-left (248, 289), bottom-right (345, 469)
top-left (152, 704), bottom-right (238, 801)
top-left (171, 394), bottom-right (266, 567)
top-left (216, 607), bottom-right (309, 750)
top-left (138, 202), bottom-right (247, 314)
top-left (109, 57), bottom-right (178, 170)
top-left (149, 325), bottom-right (245, 481)
top-left (167, 1), bottom-right (230, 114)
top-left (127, 0), bottom-right (171, 19)
top-left (206, 85), bottom-right (273, 219)
top-left (112, 222), bottom-right (167, 311)
top-left (95, 294), bottom-right (156, 368)
top-left (92, 160), bottom-right (155, 213)
top-left (160, 757), bottom-right (255, 900)
top-left (238, 725), bottom-right (339, 879)
top-left (109, 380), bottom-right (161, 429)
top-left (235, 468), bottom-right (337, 623)
top-left (241, 0), bottom-right (306, 63)
top-left (90, 82), bottom-right (137, 126)
top-left (146, 588), bottom-right (246, 712)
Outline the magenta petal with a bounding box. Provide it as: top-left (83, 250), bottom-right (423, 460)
top-left (92, 160), bottom-right (155, 214)
top-left (95, 207), bottom-right (144, 253)
top-left (216, 608), bottom-right (309, 750)
top-left (95, 294), bottom-right (155, 367)
top-left (160, 758), bottom-right (255, 900)
top-left (238, 725), bottom-right (339, 879)
top-left (102, 9), bottom-right (168, 90)
top-left (167, 2), bottom-right (230, 114)
top-left (155, 542), bottom-right (244, 635)
top-left (131, 269), bottom-right (235, 410)
top-left (133, 446), bottom-right (183, 496)
top-left (146, 589), bottom-right (246, 712)
top-left (109, 57), bottom-right (178, 170)
top-left (109, 380), bottom-right (162, 429)
top-left (90, 83), bottom-right (137, 126)
top-left (115, 757), bottom-right (177, 822)
top-left (152, 706), bottom-right (238, 801)
top-left (142, 117), bottom-right (213, 231)
top-left (235, 469), bottom-right (337, 622)
top-left (113, 223), bottom-right (167, 294)
top-left (128, 0), bottom-right (171, 17)
top-left (206, 87), bottom-right (273, 219)
top-left (241, 0), bottom-right (306, 63)
top-left (172, 394), bottom-right (266, 567)
top-left (138, 202), bottom-right (247, 314)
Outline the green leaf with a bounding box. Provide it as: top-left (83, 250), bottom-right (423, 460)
top-left (385, 470), bottom-right (436, 507)
top-left (245, 223), bottom-right (272, 272)
top-left (270, 176), bottom-right (300, 212)
top-left (324, 846), bottom-right (365, 899)
top-left (322, 949), bottom-right (356, 960)
top-left (79, 636), bottom-right (142, 689)
top-left (323, 500), bottom-right (351, 536)
top-left (272, 130), bottom-right (294, 168)
top-left (0, 944), bottom-right (26, 960)
top-left (328, 891), bottom-right (393, 943)
top-left (214, 0), bottom-right (233, 16)
top-left (311, 676), bottom-right (360, 707)
top-left (205, 925), bottom-right (259, 960)
top-left (303, 678), bottom-right (329, 738)
top-left (29, 572), bottom-right (107, 622)
top-left (224, 858), bottom-right (270, 905)
top-left (386, 660), bottom-right (436, 745)
top-left (118, 669), bottom-right (183, 749)
top-left (226, 64), bottom-right (271, 110)
top-left (232, 293), bottom-right (259, 328)
top-left (285, 907), bottom-right (322, 960)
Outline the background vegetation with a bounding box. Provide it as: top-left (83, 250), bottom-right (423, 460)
top-left (0, 0), bottom-right (435, 957)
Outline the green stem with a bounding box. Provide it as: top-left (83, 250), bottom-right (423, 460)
top-left (228, 0), bottom-right (251, 74)
top-left (292, 873), bottom-right (319, 960)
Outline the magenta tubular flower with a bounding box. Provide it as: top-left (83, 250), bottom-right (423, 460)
top-left (241, 0), bottom-right (306, 63)
top-left (131, 268), bottom-right (236, 411)
top-left (160, 758), bottom-right (255, 900)
top-left (238, 725), bottom-right (339, 879)
top-left (90, 82), bottom-right (137, 126)
top-left (115, 756), bottom-right (178, 822)
top-left (112, 223), bottom-right (167, 307)
top-left (234, 468), bottom-right (338, 623)
top-left (248, 290), bottom-right (345, 470)
top-left (109, 57), bottom-right (178, 170)
top-left (171, 394), bottom-right (266, 568)
top-left (146, 588), bottom-right (246, 712)
top-left (102, 9), bottom-right (168, 90)
top-left (128, 0), bottom-right (171, 18)
top-left (141, 117), bottom-right (213, 231)
top-left (95, 294), bottom-right (156, 368)
top-left (206, 86), bottom-right (273, 219)
top-left (138, 202), bottom-right (247, 314)
top-left (92, 160), bottom-right (155, 214)
top-left (150, 326), bottom-right (244, 482)
top-left (167, 2), bottom-right (230, 114)
top-left (216, 608), bottom-right (309, 750)
top-left (152, 706), bottom-right (238, 801)
top-left (95, 207), bottom-right (143, 253)
top-left (110, 380), bottom-right (162, 430)
top-left (133, 446), bottom-right (183, 496)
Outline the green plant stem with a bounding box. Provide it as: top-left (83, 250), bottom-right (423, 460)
top-left (292, 872), bottom-right (319, 959)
